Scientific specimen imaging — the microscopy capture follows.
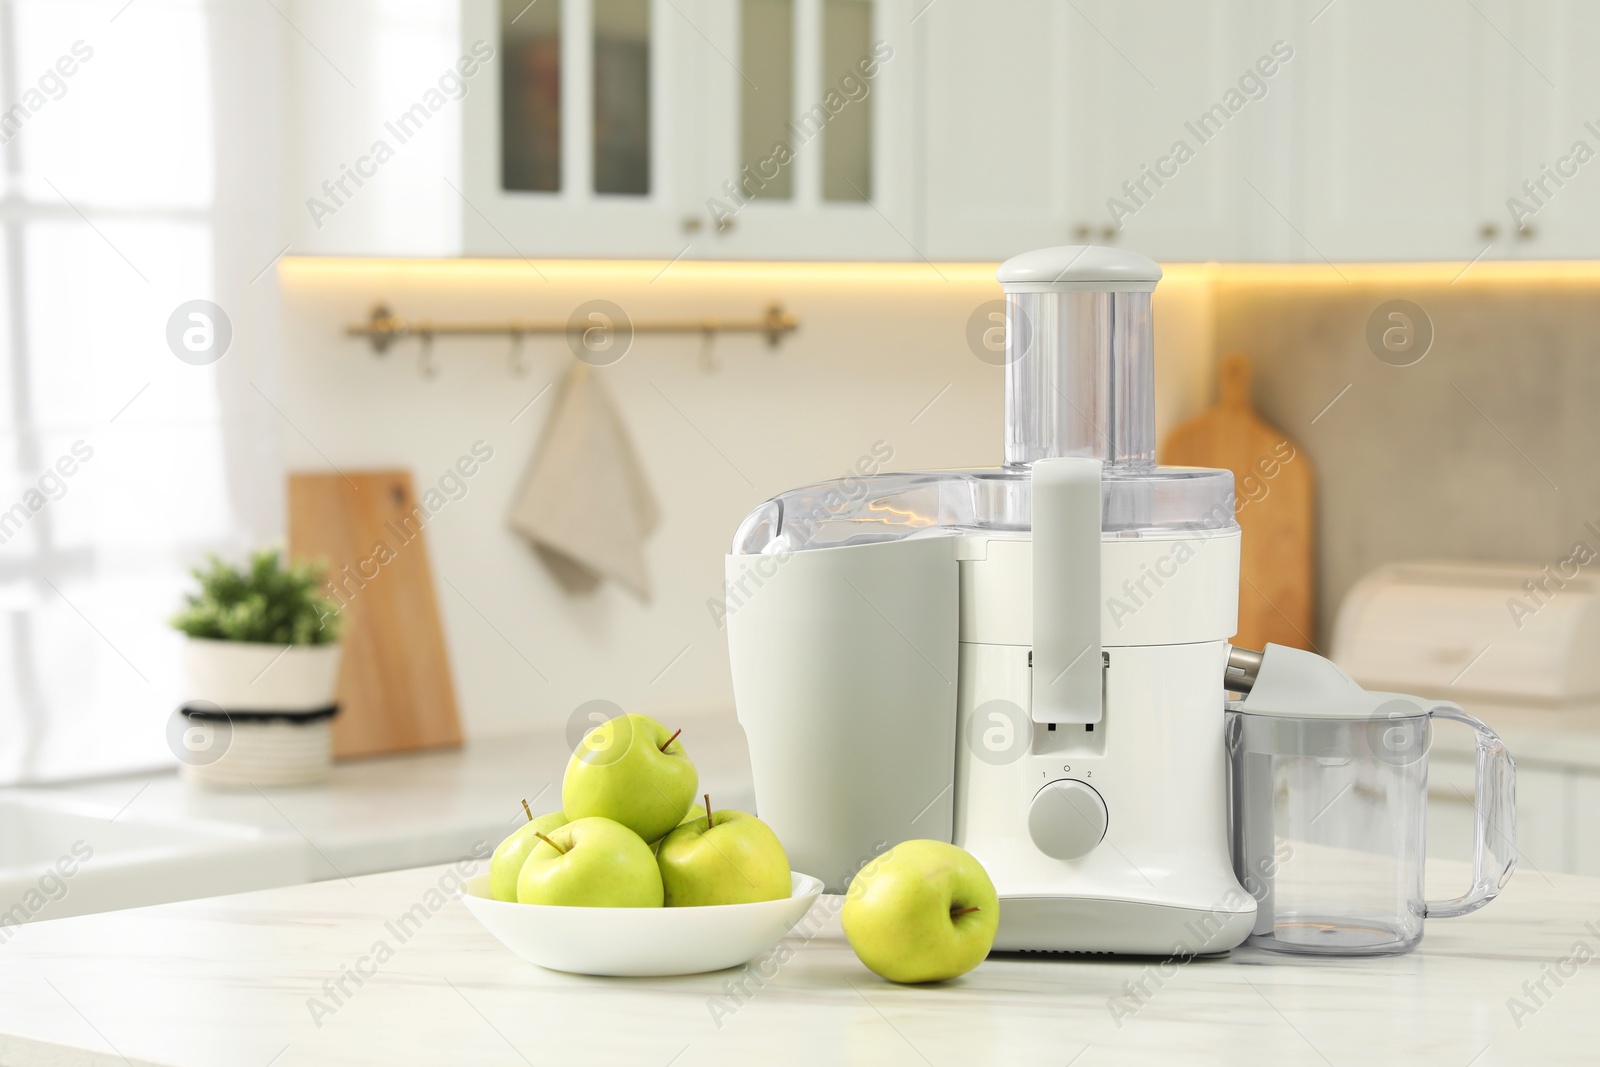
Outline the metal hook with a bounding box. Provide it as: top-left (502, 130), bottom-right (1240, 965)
top-left (418, 329), bottom-right (438, 379)
top-left (509, 327), bottom-right (528, 377)
top-left (698, 322), bottom-right (718, 374)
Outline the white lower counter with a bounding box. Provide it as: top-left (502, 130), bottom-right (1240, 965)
top-left (1428, 701), bottom-right (1600, 876)
top-left (0, 711), bottom-right (754, 924)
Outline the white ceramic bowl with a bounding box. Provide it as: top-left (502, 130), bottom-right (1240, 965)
top-left (459, 871), bottom-right (824, 977)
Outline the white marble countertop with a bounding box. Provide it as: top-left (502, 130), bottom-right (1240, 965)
top-left (0, 854), bottom-right (1595, 1066)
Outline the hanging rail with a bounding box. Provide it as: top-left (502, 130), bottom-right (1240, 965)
top-left (346, 302), bottom-right (800, 354)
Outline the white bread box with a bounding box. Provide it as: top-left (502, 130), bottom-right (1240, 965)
top-left (1330, 560), bottom-right (1600, 705)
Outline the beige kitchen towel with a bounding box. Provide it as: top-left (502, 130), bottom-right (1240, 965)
top-left (510, 362), bottom-right (660, 601)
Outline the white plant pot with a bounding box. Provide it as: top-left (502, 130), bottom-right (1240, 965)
top-left (177, 639), bottom-right (343, 789)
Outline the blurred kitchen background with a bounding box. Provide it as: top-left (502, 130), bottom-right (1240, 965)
top-left (5, 0), bottom-right (1600, 912)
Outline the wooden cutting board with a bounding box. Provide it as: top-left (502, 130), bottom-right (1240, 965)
top-left (288, 470), bottom-right (463, 758)
top-left (1161, 354), bottom-right (1316, 652)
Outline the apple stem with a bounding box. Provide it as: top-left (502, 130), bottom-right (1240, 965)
top-left (703, 792), bottom-right (713, 828)
top-left (951, 906), bottom-right (982, 918)
top-left (521, 799), bottom-right (533, 822)
top-left (533, 831), bottom-right (566, 855)
top-left (661, 727), bottom-right (683, 752)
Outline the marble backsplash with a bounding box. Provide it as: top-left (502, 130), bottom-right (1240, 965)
top-left (1211, 275), bottom-right (1600, 643)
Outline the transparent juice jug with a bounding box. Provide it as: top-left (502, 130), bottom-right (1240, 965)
top-left (1225, 645), bottom-right (1516, 956)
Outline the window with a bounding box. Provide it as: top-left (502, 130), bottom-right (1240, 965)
top-left (0, 0), bottom-right (276, 783)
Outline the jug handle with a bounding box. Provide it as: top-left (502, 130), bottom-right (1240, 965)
top-left (1424, 703), bottom-right (1518, 919)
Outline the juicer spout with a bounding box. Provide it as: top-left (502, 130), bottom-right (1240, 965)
top-left (1225, 646), bottom-right (1264, 694)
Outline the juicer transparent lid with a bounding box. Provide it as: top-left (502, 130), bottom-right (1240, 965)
top-left (730, 465), bottom-right (1235, 555)
top-left (730, 245), bottom-right (1237, 556)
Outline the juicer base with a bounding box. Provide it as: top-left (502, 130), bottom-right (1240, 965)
top-left (994, 894), bottom-right (1255, 956)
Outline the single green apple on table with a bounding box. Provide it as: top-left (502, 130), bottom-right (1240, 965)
top-left (489, 801), bottom-right (568, 902)
top-left (841, 839), bottom-right (999, 983)
top-left (562, 713), bottom-right (698, 843)
top-left (657, 794), bottom-right (791, 906)
top-left (516, 816), bottom-right (663, 907)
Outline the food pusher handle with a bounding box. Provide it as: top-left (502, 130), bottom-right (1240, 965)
top-left (1031, 457), bottom-right (1103, 725)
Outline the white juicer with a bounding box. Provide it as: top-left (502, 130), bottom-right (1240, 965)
top-left (724, 246), bottom-right (1257, 954)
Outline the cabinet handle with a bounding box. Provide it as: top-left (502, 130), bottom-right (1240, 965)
top-left (1073, 224), bottom-right (1092, 241)
top-left (1479, 223), bottom-right (1499, 240)
top-left (682, 215), bottom-right (703, 234)
top-left (1516, 223), bottom-right (1537, 241)
top-left (1098, 226), bottom-right (1118, 243)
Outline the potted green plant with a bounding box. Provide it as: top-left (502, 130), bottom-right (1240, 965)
top-left (170, 549), bottom-right (344, 787)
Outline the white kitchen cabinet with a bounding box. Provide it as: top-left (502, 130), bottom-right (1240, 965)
top-left (921, 0), bottom-right (1331, 265)
top-left (456, 0), bottom-right (916, 260)
top-left (1292, 0), bottom-right (1515, 263)
top-left (1427, 753), bottom-right (1547, 873)
top-left (281, 0), bottom-right (1599, 262)
top-left (923, 0), bottom-right (1600, 263)
top-left (915, 0), bottom-right (1283, 262)
top-left (284, 0), bottom-right (912, 259)
top-left (1059, 0), bottom-right (1302, 263)
top-left (1430, 752), bottom-right (1578, 878)
top-left (1569, 773), bottom-right (1600, 877)
top-left (914, 0), bottom-right (1069, 260)
top-left (1495, 1), bottom-right (1600, 260)
top-left (682, 0), bottom-right (918, 260)
top-left (1431, 754), bottom-right (1600, 880)
top-left (282, 0), bottom-right (703, 257)
top-left (452, 0), bottom-right (707, 258)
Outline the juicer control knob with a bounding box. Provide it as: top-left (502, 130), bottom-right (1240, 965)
top-left (1028, 780), bottom-right (1108, 860)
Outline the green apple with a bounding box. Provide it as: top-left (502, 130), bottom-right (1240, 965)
top-left (562, 714), bottom-right (697, 843)
top-left (656, 795), bottom-right (790, 906)
top-left (650, 804), bottom-right (705, 855)
top-left (489, 806), bottom-right (568, 902)
top-left (516, 816), bottom-right (663, 907)
top-left (841, 840), bottom-right (999, 983)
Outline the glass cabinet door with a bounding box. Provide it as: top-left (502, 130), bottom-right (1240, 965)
top-left (500, 0), bottom-right (653, 198)
top-left (501, 0), bottom-right (562, 192)
top-left (702, 0), bottom-right (912, 258)
top-left (462, 0), bottom-right (685, 256)
top-left (818, 0), bottom-right (872, 202)
top-left (737, 0), bottom-right (874, 204)
top-left (738, 0), bottom-right (794, 203)
top-left (591, 0), bottom-right (651, 195)
top-left (465, 0), bottom-right (912, 258)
